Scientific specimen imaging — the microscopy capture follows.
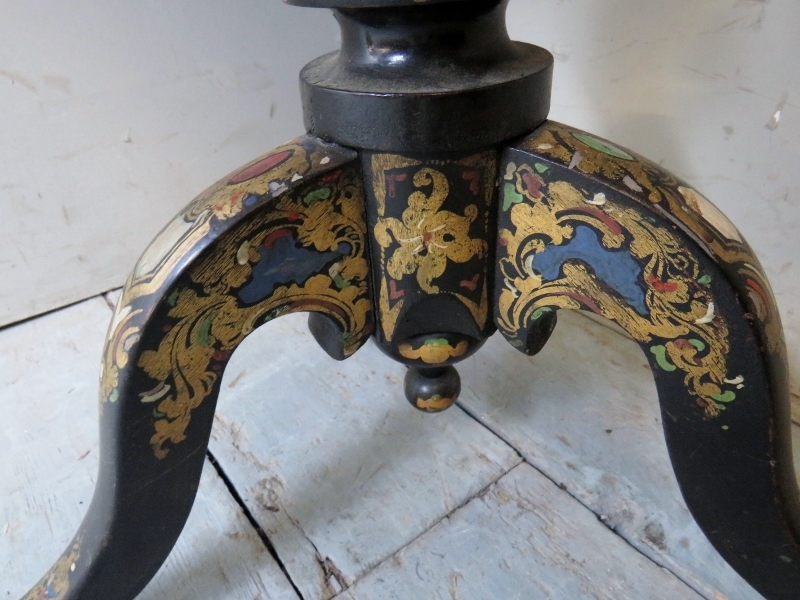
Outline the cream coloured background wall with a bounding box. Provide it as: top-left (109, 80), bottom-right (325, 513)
top-left (1, 0), bottom-right (798, 397)
top-left (0, 0), bottom-right (335, 323)
top-left (506, 0), bottom-right (800, 400)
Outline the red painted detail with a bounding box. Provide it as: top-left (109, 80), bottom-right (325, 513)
top-left (386, 173), bottom-right (408, 198)
top-left (460, 274), bottom-right (480, 291)
top-left (212, 349), bottom-right (232, 362)
top-left (215, 189), bottom-right (246, 212)
top-left (499, 237), bottom-right (509, 247)
top-left (647, 274), bottom-right (679, 293)
top-left (288, 211), bottom-right (301, 221)
top-left (229, 150), bottom-right (293, 184)
top-left (462, 170), bottom-right (481, 195)
top-left (565, 291), bottom-right (602, 315)
top-left (321, 170), bottom-right (342, 183)
top-left (747, 278), bottom-right (766, 300)
top-left (423, 231), bottom-right (433, 242)
top-left (569, 206), bottom-right (623, 236)
top-left (671, 339), bottom-right (703, 365)
top-left (262, 229), bottom-right (293, 250)
top-left (521, 171), bottom-right (544, 198)
top-left (389, 280), bottom-right (405, 300)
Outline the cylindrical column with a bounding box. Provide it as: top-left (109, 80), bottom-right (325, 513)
top-left (293, 0), bottom-right (554, 152)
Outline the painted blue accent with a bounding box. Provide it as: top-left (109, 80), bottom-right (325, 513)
top-left (531, 225), bottom-right (647, 316)
top-left (238, 235), bottom-right (340, 304)
top-left (244, 194), bottom-right (259, 206)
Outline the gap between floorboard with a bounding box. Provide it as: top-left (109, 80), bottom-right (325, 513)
top-left (328, 462), bottom-right (520, 598)
top-left (454, 394), bottom-right (715, 600)
top-left (206, 449), bottom-right (306, 600)
top-left (85, 288), bottom-right (790, 597)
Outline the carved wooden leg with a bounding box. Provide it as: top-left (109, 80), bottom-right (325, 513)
top-left (495, 120), bottom-right (799, 599)
top-left (20, 136), bottom-right (373, 600)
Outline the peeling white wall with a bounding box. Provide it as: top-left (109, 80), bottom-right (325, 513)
top-left (1, 0), bottom-right (798, 396)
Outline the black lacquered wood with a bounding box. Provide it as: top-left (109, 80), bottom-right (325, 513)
top-left (404, 365), bottom-right (461, 412)
top-left (495, 122), bottom-right (800, 599)
top-left (360, 147), bottom-right (499, 367)
top-left (300, 0), bottom-right (553, 152)
top-left (21, 0), bottom-right (800, 597)
top-left (286, 0), bottom-right (477, 7)
top-left (284, 0), bottom-right (476, 8)
top-left (20, 137), bottom-right (373, 600)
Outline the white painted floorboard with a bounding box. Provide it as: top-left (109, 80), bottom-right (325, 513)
top-left (0, 296), bottom-right (299, 600)
top-left (3, 293), bottom-right (794, 599)
top-left (457, 310), bottom-right (769, 600)
top-left (339, 464), bottom-right (704, 600)
top-left (210, 318), bottom-right (522, 599)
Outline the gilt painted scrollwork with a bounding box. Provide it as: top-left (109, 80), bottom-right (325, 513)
top-left (20, 136), bottom-right (373, 600)
top-left (21, 539), bottom-right (81, 600)
top-left (495, 122), bottom-right (800, 600)
top-left (136, 168), bottom-right (371, 458)
top-left (100, 136), bottom-right (343, 409)
top-left (99, 137), bottom-right (372, 459)
top-left (517, 122), bottom-right (784, 360)
top-left (496, 121), bottom-right (787, 420)
top-left (366, 151), bottom-right (497, 343)
top-left (497, 162), bottom-right (736, 417)
top-left (21, 120), bottom-right (800, 600)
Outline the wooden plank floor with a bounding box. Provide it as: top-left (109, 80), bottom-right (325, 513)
top-left (3, 291), bottom-right (793, 599)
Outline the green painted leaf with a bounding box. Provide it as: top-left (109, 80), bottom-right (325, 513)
top-left (571, 132), bottom-right (634, 160)
top-left (167, 288), bottom-right (181, 307)
top-left (711, 391), bottom-right (737, 403)
top-left (195, 310), bottom-right (220, 347)
top-left (333, 274), bottom-right (351, 289)
top-left (531, 306), bottom-right (554, 321)
top-left (650, 345), bottom-right (677, 372)
top-left (196, 317), bottom-right (213, 347)
top-left (502, 182), bottom-right (525, 211)
top-left (303, 187), bottom-right (332, 206)
top-left (689, 339), bottom-right (706, 352)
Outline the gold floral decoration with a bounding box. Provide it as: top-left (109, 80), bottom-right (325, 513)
top-left (374, 167), bottom-right (487, 294)
top-left (138, 169), bottom-right (371, 458)
top-left (22, 538), bottom-right (81, 600)
top-left (99, 137), bottom-right (359, 413)
top-left (414, 395), bottom-right (457, 412)
top-left (497, 162), bottom-right (740, 417)
top-left (519, 121), bottom-right (783, 361)
top-left (398, 338), bottom-right (469, 364)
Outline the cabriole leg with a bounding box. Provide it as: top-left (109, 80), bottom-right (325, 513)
top-left (495, 120), bottom-right (799, 600)
top-left (21, 136), bottom-right (373, 600)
